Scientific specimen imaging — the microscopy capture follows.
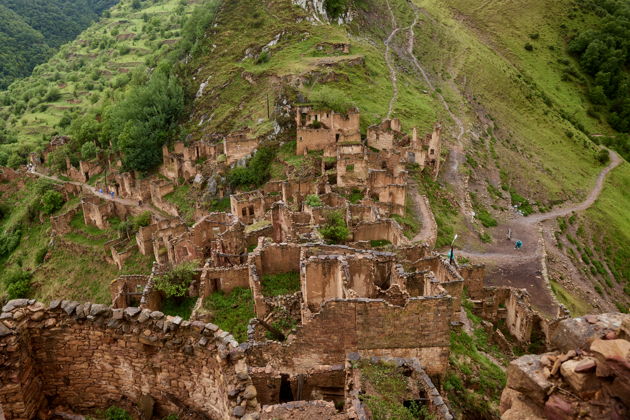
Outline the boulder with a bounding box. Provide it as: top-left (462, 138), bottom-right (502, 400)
top-left (560, 359), bottom-right (600, 393)
top-left (590, 339), bottom-right (630, 367)
top-left (500, 388), bottom-right (545, 419)
top-left (506, 354), bottom-right (553, 404)
top-left (550, 313), bottom-right (628, 352)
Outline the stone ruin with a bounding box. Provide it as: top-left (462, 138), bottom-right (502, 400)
top-left (5, 104), bottom-right (607, 420)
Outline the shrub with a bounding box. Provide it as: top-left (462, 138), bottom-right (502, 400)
top-left (324, 0), bottom-right (349, 19)
top-left (319, 211), bottom-right (349, 243)
top-left (476, 209), bottom-right (497, 228)
top-left (524, 43), bottom-right (534, 51)
top-left (7, 153), bottom-right (25, 169)
top-left (305, 194), bottom-right (323, 207)
top-left (255, 51), bottom-right (270, 64)
top-left (3, 270), bottom-right (32, 300)
top-left (0, 229), bottom-right (21, 258)
top-left (80, 141), bottom-right (98, 160)
top-left (154, 261), bottom-right (198, 298)
top-left (40, 190), bottom-right (65, 215)
top-left (226, 147), bottom-right (275, 189)
top-left (104, 406), bottom-right (132, 420)
top-left (596, 149), bottom-right (610, 164)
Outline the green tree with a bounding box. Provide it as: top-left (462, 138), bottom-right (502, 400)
top-left (154, 261), bottom-right (198, 298)
top-left (40, 190), bottom-right (65, 214)
top-left (103, 70), bottom-right (184, 172)
top-left (80, 141), bottom-right (98, 160)
top-left (319, 211), bottom-right (350, 244)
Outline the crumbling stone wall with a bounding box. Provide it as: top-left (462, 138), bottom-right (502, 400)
top-left (352, 219), bottom-right (408, 246)
top-left (246, 296), bottom-right (452, 378)
top-left (295, 107), bottom-right (361, 156)
top-left (224, 132), bottom-right (259, 165)
top-left (0, 300), bottom-right (260, 420)
top-left (345, 355), bottom-right (453, 420)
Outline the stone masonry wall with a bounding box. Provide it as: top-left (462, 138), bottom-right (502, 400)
top-left (245, 296), bottom-right (452, 377)
top-left (0, 300), bottom-right (260, 420)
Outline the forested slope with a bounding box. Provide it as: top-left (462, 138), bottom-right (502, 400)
top-left (0, 0), bottom-right (118, 89)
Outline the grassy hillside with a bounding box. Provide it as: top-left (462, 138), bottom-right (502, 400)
top-left (0, 0), bottom-right (117, 89)
top-left (0, 0), bottom-right (199, 156)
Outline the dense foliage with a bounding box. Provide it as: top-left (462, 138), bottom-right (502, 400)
top-left (0, 0), bottom-right (117, 88)
top-left (3, 269), bottom-right (32, 300)
top-left (569, 0), bottom-right (630, 136)
top-left (226, 147), bottom-right (276, 189)
top-left (319, 211), bottom-right (350, 243)
top-left (103, 69), bottom-right (185, 171)
top-left (154, 261), bottom-right (198, 298)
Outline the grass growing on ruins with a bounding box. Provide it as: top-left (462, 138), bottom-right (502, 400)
top-left (261, 272), bottom-right (301, 297)
top-left (161, 296), bottom-right (197, 319)
top-left (163, 185), bottom-right (196, 223)
top-left (357, 360), bottom-right (431, 420)
top-left (392, 195), bottom-right (420, 240)
top-left (446, 303), bottom-right (507, 418)
top-left (413, 171), bottom-right (462, 248)
top-left (203, 287), bottom-right (255, 342)
top-left (549, 279), bottom-right (592, 317)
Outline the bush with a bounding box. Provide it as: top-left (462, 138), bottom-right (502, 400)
top-left (524, 43), bottom-right (534, 51)
top-left (304, 194), bottom-right (323, 207)
top-left (104, 406), bottom-right (132, 420)
top-left (319, 211), bottom-right (349, 244)
top-left (596, 149), bottom-right (610, 164)
top-left (3, 270), bottom-right (32, 300)
top-left (40, 190), bottom-right (65, 215)
top-left (324, 0), bottom-right (349, 19)
top-left (80, 141), bottom-right (98, 160)
top-left (7, 153), bottom-right (25, 169)
top-left (154, 261), bottom-right (198, 298)
top-left (0, 229), bottom-right (21, 258)
top-left (226, 147), bottom-right (276, 189)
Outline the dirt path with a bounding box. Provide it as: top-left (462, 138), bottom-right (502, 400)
top-left (405, 3), bottom-right (474, 220)
top-left (453, 151), bottom-right (621, 315)
top-left (31, 170), bottom-right (165, 219)
top-left (384, 0), bottom-right (401, 119)
top-left (407, 178), bottom-right (437, 246)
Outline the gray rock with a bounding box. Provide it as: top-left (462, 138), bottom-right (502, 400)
top-left (90, 304), bottom-right (110, 317)
top-left (138, 309), bottom-right (152, 323)
top-left (0, 312), bottom-right (12, 320)
top-left (124, 307), bottom-right (142, 318)
top-left (232, 406), bottom-right (246, 417)
top-left (49, 300), bottom-right (61, 309)
top-left (2, 299), bottom-right (29, 312)
top-left (62, 301), bottom-right (80, 315)
top-left (171, 316), bottom-right (183, 326)
top-left (506, 354), bottom-right (553, 404)
top-left (150, 311), bottom-right (164, 319)
top-left (0, 321), bottom-right (12, 337)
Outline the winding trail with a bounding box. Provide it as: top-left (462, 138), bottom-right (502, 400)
top-left (384, 0), bottom-right (401, 119)
top-left (404, 3), bottom-right (474, 219)
top-left (407, 178), bottom-right (438, 246)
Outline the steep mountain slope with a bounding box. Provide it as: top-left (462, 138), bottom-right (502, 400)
top-left (185, 0), bottom-right (629, 311)
top-left (0, 0), bottom-right (118, 89)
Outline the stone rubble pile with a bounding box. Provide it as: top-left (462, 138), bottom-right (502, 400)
top-left (500, 313), bottom-right (629, 420)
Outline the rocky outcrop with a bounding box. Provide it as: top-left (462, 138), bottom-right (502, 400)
top-left (500, 313), bottom-right (630, 420)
